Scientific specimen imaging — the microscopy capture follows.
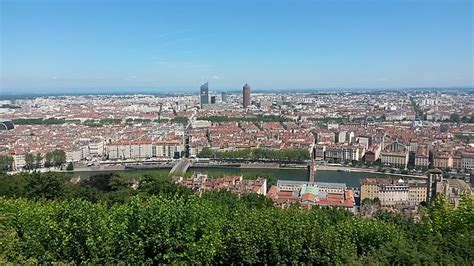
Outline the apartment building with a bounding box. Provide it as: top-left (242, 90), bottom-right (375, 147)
top-left (408, 181), bottom-right (428, 205)
top-left (361, 178), bottom-right (428, 207)
top-left (324, 144), bottom-right (365, 162)
top-left (365, 144), bottom-right (381, 162)
top-left (107, 141), bottom-right (153, 160)
top-left (433, 151), bottom-right (453, 169)
top-left (314, 145), bottom-right (326, 161)
top-left (66, 145), bottom-right (90, 162)
top-left (461, 151), bottom-right (474, 169)
top-left (12, 154), bottom-right (26, 170)
top-left (380, 142), bottom-right (409, 169)
top-left (153, 140), bottom-right (183, 158)
top-left (88, 141), bottom-right (105, 156)
top-left (414, 145), bottom-right (429, 169)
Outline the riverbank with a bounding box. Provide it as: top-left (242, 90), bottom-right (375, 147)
top-left (314, 165), bottom-right (427, 179)
top-left (239, 163), bottom-right (308, 170)
top-left (7, 163), bottom-right (426, 180)
top-left (238, 163), bottom-right (426, 179)
top-left (6, 165), bottom-right (425, 189)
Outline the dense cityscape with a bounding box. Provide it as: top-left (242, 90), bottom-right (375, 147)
top-left (1, 86), bottom-right (473, 210)
top-left (1, 86), bottom-right (473, 263)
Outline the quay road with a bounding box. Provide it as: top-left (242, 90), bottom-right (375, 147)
top-left (7, 158), bottom-right (429, 181)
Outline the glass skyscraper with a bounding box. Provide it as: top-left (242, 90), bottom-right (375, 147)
top-left (243, 83), bottom-right (251, 108)
top-left (200, 82), bottom-right (209, 107)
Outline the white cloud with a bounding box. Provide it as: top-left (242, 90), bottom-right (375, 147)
top-left (124, 75), bottom-right (137, 81)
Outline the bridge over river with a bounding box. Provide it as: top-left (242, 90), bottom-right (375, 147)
top-left (169, 158), bottom-right (191, 176)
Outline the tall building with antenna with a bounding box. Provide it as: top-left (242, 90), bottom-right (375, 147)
top-left (200, 82), bottom-right (209, 107)
top-left (243, 83), bottom-right (251, 108)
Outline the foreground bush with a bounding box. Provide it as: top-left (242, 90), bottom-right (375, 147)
top-left (0, 194), bottom-right (472, 264)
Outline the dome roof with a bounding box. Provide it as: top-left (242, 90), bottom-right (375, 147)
top-left (0, 121), bottom-right (14, 130)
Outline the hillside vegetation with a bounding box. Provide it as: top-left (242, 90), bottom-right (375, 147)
top-left (0, 172), bottom-right (472, 264)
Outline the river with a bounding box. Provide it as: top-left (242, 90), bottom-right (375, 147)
top-left (65, 167), bottom-right (410, 188)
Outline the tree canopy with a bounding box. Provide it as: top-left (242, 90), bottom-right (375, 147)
top-left (0, 171), bottom-right (472, 264)
top-left (0, 156), bottom-right (14, 172)
top-left (198, 147), bottom-right (310, 161)
top-left (197, 115), bottom-right (290, 123)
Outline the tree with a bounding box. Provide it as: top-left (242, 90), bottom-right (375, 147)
top-left (0, 172), bottom-right (28, 197)
top-left (44, 152), bottom-right (54, 167)
top-left (198, 147), bottom-right (215, 158)
top-left (34, 153), bottom-right (43, 169)
top-left (66, 162), bottom-right (74, 171)
top-left (241, 193), bottom-right (274, 208)
top-left (198, 148), bottom-right (310, 161)
top-left (373, 197), bottom-right (381, 206)
top-left (12, 118), bottom-right (66, 125)
top-left (82, 173), bottom-right (117, 192)
top-left (25, 172), bottom-right (65, 200)
top-left (361, 198), bottom-right (373, 206)
top-left (1, 172), bottom-right (473, 264)
top-left (450, 113), bottom-right (460, 123)
top-left (0, 156), bottom-right (14, 171)
top-left (51, 150), bottom-right (66, 166)
top-left (24, 153), bottom-right (35, 170)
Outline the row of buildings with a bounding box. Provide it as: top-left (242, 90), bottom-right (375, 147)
top-left (175, 173), bottom-right (267, 196)
top-left (175, 173), bottom-right (356, 212)
top-left (360, 169), bottom-right (473, 208)
top-left (9, 139), bottom-right (184, 169)
top-left (315, 135), bottom-right (474, 170)
top-left (106, 140), bottom-right (183, 160)
top-left (177, 170), bottom-right (472, 213)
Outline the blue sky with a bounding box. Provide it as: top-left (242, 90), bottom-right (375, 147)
top-left (1, 0), bottom-right (472, 92)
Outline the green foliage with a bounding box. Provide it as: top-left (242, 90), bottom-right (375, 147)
top-left (34, 153), bottom-right (42, 169)
top-left (11, 116), bottom-right (191, 127)
top-left (83, 118), bottom-right (122, 127)
top-left (197, 147), bottom-right (214, 158)
top-left (66, 162), bottom-right (74, 171)
top-left (24, 153), bottom-right (35, 170)
top-left (170, 116), bottom-right (189, 125)
top-left (12, 118), bottom-right (66, 125)
top-left (43, 150), bottom-right (66, 167)
top-left (154, 116), bottom-right (188, 125)
top-left (198, 147), bottom-right (310, 161)
top-left (126, 118), bottom-right (152, 124)
top-left (197, 115), bottom-right (290, 123)
top-left (0, 171), bottom-right (472, 264)
top-left (0, 172), bottom-right (28, 198)
top-left (450, 113), bottom-right (461, 123)
top-left (82, 173), bottom-right (123, 192)
top-left (25, 172), bottom-right (66, 200)
top-left (0, 156), bottom-right (14, 171)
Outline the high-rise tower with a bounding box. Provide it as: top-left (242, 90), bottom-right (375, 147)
top-left (243, 83), bottom-right (251, 108)
top-left (200, 82), bottom-right (209, 107)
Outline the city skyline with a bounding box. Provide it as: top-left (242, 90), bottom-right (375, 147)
top-left (1, 0), bottom-right (472, 92)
